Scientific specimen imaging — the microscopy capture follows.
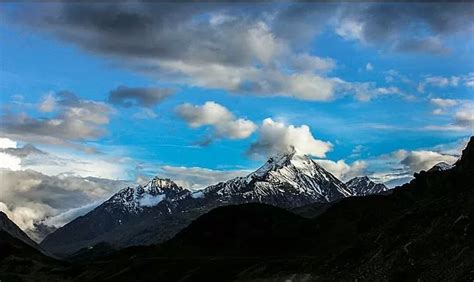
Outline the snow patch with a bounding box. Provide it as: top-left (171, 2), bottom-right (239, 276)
top-left (191, 191), bottom-right (205, 199)
top-left (139, 194), bottom-right (165, 207)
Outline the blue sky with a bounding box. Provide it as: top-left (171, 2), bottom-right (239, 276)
top-left (0, 2), bottom-right (473, 230)
top-left (0, 3), bottom-right (474, 188)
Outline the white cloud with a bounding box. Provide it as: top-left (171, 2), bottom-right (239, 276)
top-left (425, 102), bottom-right (474, 132)
top-left (176, 101), bottom-right (257, 140)
top-left (335, 19), bottom-right (364, 41)
top-left (42, 201), bottom-right (100, 228)
top-left (399, 150), bottom-right (458, 172)
top-left (418, 75), bottom-right (463, 93)
top-left (464, 73), bottom-right (474, 88)
top-left (454, 105), bottom-right (474, 127)
top-left (248, 118), bottom-right (332, 158)
top-left (430, 98), bottom-right (458, 108)
top-left (290, 53), bottom-right (336, 73)
top-left (0, 138), bottom-right (21, 170)
top-left (0, 137), bottom-right (17, 149)
top-left (314, 159), bottom-right (367, 181)
top-left (0, 169), bottom-right (129, 240)
top-left (336, 80), bottom-right (405, 101)
top-left (38, 92), bottom-right (57, 112)
top-left (1, 91), bottom-right (113, 148)
top-left (366, 63), bottom-right (373, 71)
top-left (0, 152), bottom-right (22, 171)
top-left (158, 165), bottom-right (251, 190)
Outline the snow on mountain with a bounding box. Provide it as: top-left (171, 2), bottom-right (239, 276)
top-left (202, 149), bottom-right (351, 207)
top-left (345, 176), bottom-right (388, 196)
top-left (105, 177), bottom-right (191, 213)
top-left (428, 162), bottom-right (454, 172)
top-left (41, 150), bottom-right (378, 254)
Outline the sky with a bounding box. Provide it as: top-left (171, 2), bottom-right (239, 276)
top-left (0, 2), bottom-right (473, 238)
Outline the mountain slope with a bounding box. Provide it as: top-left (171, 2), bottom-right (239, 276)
top-left (41, 178), bottom-right (196, 255)
top-left (345, 176), bottom-right (388, 196)
top-left (41, 151), bottom-right (352, 255)
top-left (0, 214), bottom-right (67, 281)
top-left (0, 212), bottom-right (39, 250)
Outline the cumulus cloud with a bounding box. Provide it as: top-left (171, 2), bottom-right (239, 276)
top-left (248, 118), bottom-right (332, 158)
top-left (176, 101), bottom-right (257, 140)
top-left (430, 98), bottom-right (458, 115)
top-left (398, 150), bottom-right (458, 173)
top-left (387, 147), bottom-right (459, 174)
top-left (314, 159), bottom-right (367, 181)
top-left (425, 102), bottom-right (474, 132)
top-left (454, 105), bottom-right (474, 128)
top-left (0, 169), bottom-right (129, 240)
top-left (0, 141), bottom-right (46, 171)
top-left (108, 85), bottom-right (175, 108)
top-left (1, 91), bottom-right (112, 148)
top-left (0, 138), bottom-right (129, 180)
top-left (368, 138), bottom-right (468, 187)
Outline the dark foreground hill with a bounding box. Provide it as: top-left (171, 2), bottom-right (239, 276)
top-left (1, 136), bottom-right (473, 281)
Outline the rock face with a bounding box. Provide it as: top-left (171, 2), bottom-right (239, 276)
top-left (345, 176), bottom-right (388, 196)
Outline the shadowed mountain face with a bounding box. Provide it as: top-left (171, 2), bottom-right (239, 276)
top-left (0, 212), bottom-right (39, 251)
top-left (68, 137), bottom-right (474, 281)
top-left (0, 215), bottom-right (68, 282)
top-left (41, 151), bottom-right (367, 256)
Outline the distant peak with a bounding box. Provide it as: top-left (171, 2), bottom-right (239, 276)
top-left (143, 177), bottom-right (182, 192)
top-left (428, 162), bottom-right (453, 172)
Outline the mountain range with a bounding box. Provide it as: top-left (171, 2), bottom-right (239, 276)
top-left (41, 149), bottom-right (386, 255)
top-left (0, 137), bottom-right (472, 281)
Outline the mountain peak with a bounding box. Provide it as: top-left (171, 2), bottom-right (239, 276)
top-left (346, 176), bottom-right (388, 196)
top-left (142, 177), bottom-right (183, 193)
top-left (202, 148), bottom-right (351, 205)
top-left (106, 178), bottom-right (190, 211)
top-left (251, 149), bottom-right (315, 179)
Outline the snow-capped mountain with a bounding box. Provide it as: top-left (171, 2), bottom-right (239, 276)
top-left (41, 150), bottom-right (376, 255)
top-left (104, 177), bottom-right (191, 213)
top-left (202, 149), bottom-right (351, 208)
top-left (428, 162), bottom-right (454, 172)
top-left (345, 176), bottom-right (388, 196)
